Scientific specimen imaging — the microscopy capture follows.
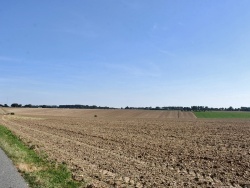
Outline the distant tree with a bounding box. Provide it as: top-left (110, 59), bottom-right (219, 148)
top-left (41, 105), bottom-right (49, 108)
top-left (11, 103), bottom-right (19, 107)
top-left (183, 107), bottom-right (191, 111)
top-left (191, 106), bottom-right (198, 111)
top-left (155, 106), bottom-right (161, 110)
top-left (90, 105), bottom-right (97, 109)
top-left (227, 106), bottom-right (234, 111)
top-left (241, 107), bottom-right (250, 111)
top-left (4, 104), bottom-right (9, 107)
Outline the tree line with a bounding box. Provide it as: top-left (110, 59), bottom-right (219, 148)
top-left (123, 106), bottom-right (250, 111)
top-left (0, 103), bottom-right (115, 110)
top-left (1, 103), bottom-right (250, 111)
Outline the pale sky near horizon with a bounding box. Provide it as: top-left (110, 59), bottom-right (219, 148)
top-left (1, 0), bottom-right (250, 108)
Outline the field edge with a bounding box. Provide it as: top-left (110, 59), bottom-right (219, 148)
top-left (194, 111), bottom-right (250, 118)
top-left (0, 124), bottom-right (85, 188)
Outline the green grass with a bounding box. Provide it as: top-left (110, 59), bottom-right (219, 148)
top-left (194, 111), bottom-right (250, 118)
top-left (0, 125), bottom-right (85, 188)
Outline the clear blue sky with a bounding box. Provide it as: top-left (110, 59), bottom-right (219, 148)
top-left (1, 0), bottom-right (250, 108)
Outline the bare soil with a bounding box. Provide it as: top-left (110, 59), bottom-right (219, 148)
top-left (0, 108), bottom-right (249, 187)
top-left (0, 108), bottom-right (7, 115)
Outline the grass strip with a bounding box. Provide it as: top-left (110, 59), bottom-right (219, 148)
top-left (194, 111), bottom-right (250, 118)
top-left (0, 125), bottom-right (85, 188)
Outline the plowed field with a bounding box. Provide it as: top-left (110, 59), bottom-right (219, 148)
top-left (0, 108), bottom-right (249, 187)
top-left (0, 108), bottom-right (6, 115)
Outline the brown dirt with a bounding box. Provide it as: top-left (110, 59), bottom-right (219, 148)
top-left (0, 108), bottom-right (249, 187)
top-left (0, 108), bottom-right (7, 115)
top-left (6, 108), bottom-right (196, 119)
